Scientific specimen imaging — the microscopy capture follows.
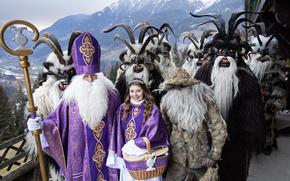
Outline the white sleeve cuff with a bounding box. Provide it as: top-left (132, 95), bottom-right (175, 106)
top-left (106, 151), bottom-right (125, 170)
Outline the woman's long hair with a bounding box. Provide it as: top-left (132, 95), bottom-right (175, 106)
top-left (122, 80), bottom-right (155, 122)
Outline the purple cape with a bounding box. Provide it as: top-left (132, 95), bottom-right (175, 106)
top-left (43, 92), bottom-right (120, 181)
top-left (107, 103), bottom-right (169, 170)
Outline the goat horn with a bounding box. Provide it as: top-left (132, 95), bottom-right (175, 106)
top-left (181, 32), bottom-right (199, 49)
top-left (42, 33), bottom-right (63, 56)
top-left (103, 23), bottom-right (135, 44)
top-left (200, 30), bottom-right (216, 49)
top-left (34, 37), bottom-right (65, 65)
top-left (159, 23), bottom-right (176, 37)
top-left (114, 34), bottom-right (136, 54)
top-left (139, 34), bottom-right (158, 55)
top-left (68, 31), bottom-right (82, 55)
top-left (133, 21), bottom-right (151, 32)
top-left (244, 24), bottom-right (263, 46)
top-left (197, 20), bottom-right (226, 36)
top-left (139, 25), bottom-right (162, 43)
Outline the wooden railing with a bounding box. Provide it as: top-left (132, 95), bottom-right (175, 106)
top-left (0, 133), bottom-right (36, 180)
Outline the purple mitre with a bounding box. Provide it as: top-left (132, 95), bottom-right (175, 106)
top-left (71, 32), bottom-right (101, 75)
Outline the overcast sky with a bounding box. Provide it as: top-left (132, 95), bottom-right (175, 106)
top-left (0, 0), bottom-right (117, 30)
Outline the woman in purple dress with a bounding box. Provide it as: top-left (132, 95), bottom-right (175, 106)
top-left (106, 78), bottom-right (169, 181)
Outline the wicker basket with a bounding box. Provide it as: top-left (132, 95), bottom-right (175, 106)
top-left (123, 137), bottom-right (169, 180)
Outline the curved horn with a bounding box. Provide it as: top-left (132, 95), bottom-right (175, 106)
top-left (181, 32), bottom-right (199, 50)
top-left (42, 33), bottom-right (63, 56)
top-left (190, 12), bottom-right (226, 34)
top-left (228, 11), bottom-right (262, 33)
top-left (246, 25), bottom-right (263, 46)
top-left (159, 23), bottom-right (176, 37)
top-left (197, 20), bottom-right (226, 36)
top-left (114, 34), bottom-right (136, 54)
top-left (200, 30), bottom-right (216, 49)
top-left (68, 31), bottom-right (81, 55)
top-left (139, 34), bottom-right (159, 55)
top-left (103, 23), bottom-right (135, 44)
top-left (139, 25), bottom-right (162, 44)
top-left (232, 18), bottom-right (255, 34)
top-left (34, 37), bottom-right (65, 64)
top-left (133, 21), bottom-right (151, 32)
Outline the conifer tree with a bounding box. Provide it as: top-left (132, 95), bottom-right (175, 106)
top-left (0, 85), bottom-right (16, 142)
top-left (14, 81), bottom-right (26, 135)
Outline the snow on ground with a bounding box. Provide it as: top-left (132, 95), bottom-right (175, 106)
top-left (248, 135), bottom-right (290, 181)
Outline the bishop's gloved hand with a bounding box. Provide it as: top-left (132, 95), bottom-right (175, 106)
top-left (200, 157), bottom-right (216, 168)
top-left (27, 117), bottom-right (43, 131)
top-left (27, 117), bottom-right (48, 148)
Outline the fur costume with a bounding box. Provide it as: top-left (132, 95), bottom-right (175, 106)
top-left (248, 30), bottom-right (287, 154)
top-left (103, 23), bottom-right (165, 105)
top-left (25, 32), bottom-right (80, 180)
top-left (181, 30), bottom-right (216, 77)
top-left (160, 68), bottom-right (227, 181)
top-left (192, 12), bottom-right (265, 181)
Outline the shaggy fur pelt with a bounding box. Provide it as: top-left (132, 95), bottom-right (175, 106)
top-left (195, 58), bottom-right (265, 181)
top-left (195, 59), bottom-right (265, 149)
top-left (160, 82), bottom-right (213, 132)
top-left (249, 54), bottom-right (273, 82)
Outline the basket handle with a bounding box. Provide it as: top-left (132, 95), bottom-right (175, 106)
top-left (142, 137), bottom-right (151, 154)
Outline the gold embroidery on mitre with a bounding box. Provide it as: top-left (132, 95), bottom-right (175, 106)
top-left (79, 34), bottom-right (96, 65)
top-left (125, 120), bottom-right (137, 142)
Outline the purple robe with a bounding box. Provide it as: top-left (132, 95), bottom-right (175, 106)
top-left (107, 102), bottom-right (169, 170)
top-left (43, 92), bottom-right (120, 181)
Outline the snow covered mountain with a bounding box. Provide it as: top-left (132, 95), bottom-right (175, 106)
top-left (0, 0), bottom-right (242, 69)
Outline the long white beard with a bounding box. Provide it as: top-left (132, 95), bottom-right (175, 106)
top-left (63, 73), bottom-right (115, 129)
top-left (249, 54), bottom-right (273, 82)
top-left (161, 83), bottom-right (212, 132)
top-left (211, 56), bottom-right (239, 120)
top-left (125, 65), bottom-right (149, 85)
